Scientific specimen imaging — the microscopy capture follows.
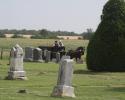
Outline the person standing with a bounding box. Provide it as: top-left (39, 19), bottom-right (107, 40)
top-left (58, 40), bottom-right (64, 47)
top-left (53, 41), bottom-right (59, 47)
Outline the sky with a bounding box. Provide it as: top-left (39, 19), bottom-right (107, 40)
top-left (0, 0), bottom-right (108, 33)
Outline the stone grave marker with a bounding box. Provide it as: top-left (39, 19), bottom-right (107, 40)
top-left (7, 44), bottom-right (27, 80)
top-left (45, 50), bottom-right (51, 63)
top-left (33, 48), bottom-right (43, 62)
top-left (61, 55), bottom-right (70, 61)
top-left (51, 58), bottom-right (75, 97)
top-left (24, 47), bottom-right (34, 61)
top-left (56, 52), bottom-right (60, 63)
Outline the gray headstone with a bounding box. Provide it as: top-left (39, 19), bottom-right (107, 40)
top-left (24, 47), bottom-right (34, 61)
top-left (51, 59), bottom-right (75, 97)
top-left (45, 50), bottom-right (51, 63)
top-left (7, 44), bottom-right (27, 80)
top-left (61, 55), bottom-right (70, 61)
top-left (43, 49), bottom-right (47, 58)
top-left (56, 52), bottom-right (60, 63)
top-left (33, 48), bottom-right (43, 62)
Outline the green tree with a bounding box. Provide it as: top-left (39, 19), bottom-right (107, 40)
top-left (39, 29), bottom-right (49, 37)
top-left (82, 28), bottom-right (94, 40)
top-left (11, 34), bottom-right (23, 38)
top-left (86, 0), bottom-right (125, 71)
top-left (0, 32), bottom-right (6, 38)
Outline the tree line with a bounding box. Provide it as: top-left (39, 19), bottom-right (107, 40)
top-left (0, 29), bottom-right (94, 40)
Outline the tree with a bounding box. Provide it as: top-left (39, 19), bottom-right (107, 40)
top-left (11, 34), bottom-right (23, 38)
top-left (86, 0), bottom-right (125, 71)
top-left (0, 32), bottom-right (6, 38)
top-left (39, 29), bottom-right (49, 37)
top-left (82, 28), bottom-right (94, 40)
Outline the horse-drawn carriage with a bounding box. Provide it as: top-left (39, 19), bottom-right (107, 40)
top-left (38, 45), bottom-right (85, 62)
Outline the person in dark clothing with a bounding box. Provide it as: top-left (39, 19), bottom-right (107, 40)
top-left (52, 41), bottom-right (59, 52)
top-left (53, 41), bottom-right (59, 47)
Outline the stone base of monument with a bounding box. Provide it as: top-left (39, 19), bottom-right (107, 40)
top-left (24, 58), bottom-right (33, 62)
top-left (51, 85), bottom-right (75, 98)
top-left (38, 60), bottom-right (44, 62)
top-left (33, 60), bottom-right (44, 63)
top-left (7, 71), bottom-right (27, 80)
top-left (52, 59), bottom-right (56, 62)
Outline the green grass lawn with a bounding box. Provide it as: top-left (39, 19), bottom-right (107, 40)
top-left (0, 38), bottom-right (88, 50)
top-left (0, 59), bottom-right (125, 100)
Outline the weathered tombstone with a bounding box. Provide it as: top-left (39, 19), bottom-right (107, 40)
top-left (43, 49), bottom-right (47, 60)
top-left (24, 47), bottom-right (34, 61)
top-left (56, 52), bottom-right (60, 63)
top-left (44, 49), bottom-right (47, 57)
top-left (45, 50), bottom-right (51, 63)
top-left (61, 55), bottom-right (70, 61)
top-left (51, 59), bottom-right (75, 97)
top-left (33, 48), bottom-right (43, 62)
top-left (51, 52), bottom-right (60, 63)
top-left (7, 44), bottom-right (27, 80)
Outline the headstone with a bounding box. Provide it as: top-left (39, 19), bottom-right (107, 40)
top-left (43, 49), bottom-right (47, 57)
top-left (24, 47), bottom-right (34, 61)
top-left (51, 59), bottom-right (75, 97)
top-left (43, 49), bottom-right (47, 60)
top-left (33, 48), bottom-right (43, 62)
top-left (56, 52), bottom-right (60, 63)
top-left (7, 44), bottom-right (27, 80)
top-left (61, 55), bottom-right (70, 61)
top-left (45, 50), bottom-right (51, 63)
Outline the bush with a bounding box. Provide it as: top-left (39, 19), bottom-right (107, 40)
top-left (86, 0), bottom-right (125, 71)
top-left (11, 34), bottom-right (23, 38)
top-left (31, 34), bottom-right (58, 39)
top-left (0, 34), bottom-right (6, 38)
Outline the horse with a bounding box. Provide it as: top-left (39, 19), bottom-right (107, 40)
top-left (66, 46), bottom-right (85, 61)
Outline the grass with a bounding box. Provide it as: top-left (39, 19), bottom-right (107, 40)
top-left (0, 38), bottom-right (125, 100)
top-left (0, 38), bottom-right (88, 50)
top-left (0, 59), bottom-right (125, 100)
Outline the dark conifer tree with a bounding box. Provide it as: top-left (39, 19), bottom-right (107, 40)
top-left (87, 0), bottom-right (125, 71)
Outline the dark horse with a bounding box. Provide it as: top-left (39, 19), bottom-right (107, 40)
top-left (66, 46), bottom-right (85, 61)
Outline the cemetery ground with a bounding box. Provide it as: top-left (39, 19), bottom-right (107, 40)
top-left (0, 60), bottom-right (125, 100)
top-left (0, 39), bottom-right (125, 100)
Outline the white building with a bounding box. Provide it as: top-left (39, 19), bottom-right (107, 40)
top-left (57, 36), bottom-right (83, 40)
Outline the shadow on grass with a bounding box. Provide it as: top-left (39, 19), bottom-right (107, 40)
top-left (73, 69), bottom-right (107, 75)
top-left (29, 92), bottom-right (72, 99)
top-left (108, 87), bottom-right (125, 92)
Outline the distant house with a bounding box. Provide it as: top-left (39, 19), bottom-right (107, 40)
top-left (4, 34), bottom-right (33, 38)
top-left (22, 35), bottom-right (32, 38)
top-left (57, 36), bottom-right (83, 40)
top-left (5, 34), bottom-right (14, 38)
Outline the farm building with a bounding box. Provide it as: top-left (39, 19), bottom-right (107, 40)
top-left (22, 35), bottom-right (33, 38)
top-left (5, 34), bottom-right (14, 38)
top-left (4, 34), bottom-right (33, 38)
top-left (57, 36), bottom-right (83, 40)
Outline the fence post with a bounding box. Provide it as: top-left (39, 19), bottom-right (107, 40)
top-left (0, 48), bottom-right (3, 60)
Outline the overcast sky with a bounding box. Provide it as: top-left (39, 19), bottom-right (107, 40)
top-left (0, 0), bottom-right (108, 33)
